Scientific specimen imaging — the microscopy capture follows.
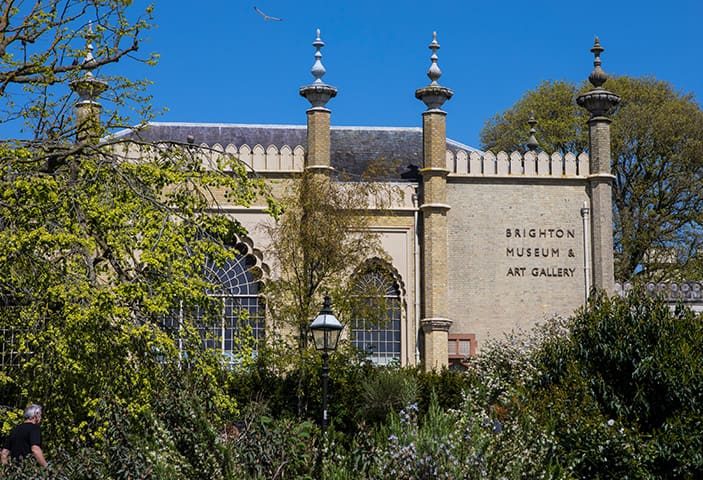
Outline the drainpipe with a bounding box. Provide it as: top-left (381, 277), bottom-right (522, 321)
top-left (412, 191), bottom-right (421, 365)
top-left (581, 201), bottom-right (592, 304)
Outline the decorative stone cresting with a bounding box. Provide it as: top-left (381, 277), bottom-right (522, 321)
top-left (446, 149), bottom-right (589, 177)
top-left (205, 143), bottom-right (305, 171)
top-left (615, 282), bottom-right (703, 303)
top-left (121, 142), bottom-right (306, 172)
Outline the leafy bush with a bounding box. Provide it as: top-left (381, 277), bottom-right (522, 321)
top-left (231, 401), bottom-right (317, 479)
top-left (358, 367), bottom-right (418, 425)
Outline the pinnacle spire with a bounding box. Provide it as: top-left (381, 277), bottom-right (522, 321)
top-left (588, 36), bottom-right (608, 88)
top-left (311, 28), bottom-right (326, 84)
top-left (427, 32), bottom-right (442, 85)
top-left (415, 32), bottom-right (453, 111)
top-left (577, 36), bottom-right (620, 117)
top-left (83, 21), bottom-right (97, 71)
top-left (70, 22), bottom-right (107, 103)
top-left (300, 28), bottom-right (337, 110)
top-left (526, 113), bottom-right (539, 151)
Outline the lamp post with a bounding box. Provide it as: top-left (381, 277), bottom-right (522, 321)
top-left (309, 295), bottom-right (343, 437)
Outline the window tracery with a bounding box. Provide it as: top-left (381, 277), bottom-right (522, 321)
top-left (351, 265), bottom-right (402, 365)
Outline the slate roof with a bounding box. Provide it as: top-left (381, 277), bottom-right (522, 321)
top-left (114, 122), bottom-right (479, 181)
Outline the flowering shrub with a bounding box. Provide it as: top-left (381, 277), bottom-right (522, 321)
top-left (373, 399), bottom-right (465, 479)
top-left (320, 289), bottom-right (702, 479)
top-left (230, 401), bottom-right (317, 479)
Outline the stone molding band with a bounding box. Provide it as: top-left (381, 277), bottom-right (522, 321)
top-left (420, 317), bottom-right (453, 333)
top-left (305, 165), bottom-right (335, 172)
top-left (587, 173), bottom-right (616, 182)
top-left (420, 167), bottom-right (450, 174)
top-left (419, 203), bottom-right (451, 211)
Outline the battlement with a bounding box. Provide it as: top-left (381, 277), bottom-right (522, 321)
top-left (615, 281), bottom-right (703, 305)
top-left (447, 150), bottom-right (590, 178)
top-left (199, 143), bottom-right (306, 172)
top-left (116, 138), bottom-right (591, 181)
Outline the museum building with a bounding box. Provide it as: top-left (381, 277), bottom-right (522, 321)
top-left (100, 32), bottom-right (701, 369)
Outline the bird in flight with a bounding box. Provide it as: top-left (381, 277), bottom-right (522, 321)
top-left (253, 6), bottom-right (283, 21)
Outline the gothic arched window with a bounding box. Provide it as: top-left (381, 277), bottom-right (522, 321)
top-left (197, 244), bottom-right (265, 361)
top-left (162, 242), bottom-right (265, 364)
top-left (351, 266), bottom-right (402, 365)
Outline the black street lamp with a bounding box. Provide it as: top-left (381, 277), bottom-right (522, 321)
top-left (309, 295), bottom-right (343, 436)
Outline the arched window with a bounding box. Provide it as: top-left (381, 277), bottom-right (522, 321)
top-left (162, 241), bottom-right (265, 364)
top-left (197, 243), bottom-right (265, 362)
top-left (351, 266), bottom-right (402, 365)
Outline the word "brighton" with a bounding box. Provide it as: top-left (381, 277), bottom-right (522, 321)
top-left (505, 228), bottom-right (575, 239)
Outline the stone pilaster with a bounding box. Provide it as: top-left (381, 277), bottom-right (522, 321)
top-left (577, 38), bottom-right (620, 294)
top-left (304, 106), bottom-right (334, 172)
top-left (415, 32), bottom-right (453, 370)
top-left (72, 95), bottom-right (105, 144)
top-left (421, 318), bottom-right (451, 370)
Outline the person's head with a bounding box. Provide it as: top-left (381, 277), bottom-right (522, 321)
top-left (24, 404), bottom-right (42, 423)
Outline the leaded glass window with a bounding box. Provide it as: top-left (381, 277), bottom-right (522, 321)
top-left (351, 268), bottom-right (402, 365)
top-left (161, 244), bottom-right (265, 364)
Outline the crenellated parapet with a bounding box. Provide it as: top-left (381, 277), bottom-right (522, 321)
top-left (121, 142), bottom-right (305, 172)
top-left (616, 282), bottom-right (703, 309)
top-left (446, 149), bottom-right (589, 178)
top-left (203, 143), bottom-right (306, 172)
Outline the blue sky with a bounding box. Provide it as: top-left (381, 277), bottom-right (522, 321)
top-left (6, 0), bottom-right (703, 148)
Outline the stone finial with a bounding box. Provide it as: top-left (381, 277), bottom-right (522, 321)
top-left (83, 21), bottom-right (97, 71)
top-left (70, 22), bottom-right (108, 103)
top-left (300, 28), bottom-right (337, 110)
top-left (311, 29), bottom-right (326, 84)
top-left (526, 112), bottom-right (539, 151)
top-left (427, 32), bottom-right (442, 85)
top-left (415, 32), bottom-right (453, 111)
top-left (588, 37), bottom-right (608, 88)
top-left (576, 37), bottom-right (620, 117)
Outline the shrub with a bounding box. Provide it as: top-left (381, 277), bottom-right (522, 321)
top-left (231, 401), bottom-right (317, 479)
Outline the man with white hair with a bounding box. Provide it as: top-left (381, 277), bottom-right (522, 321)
top-left (1, 404), bottom-right (47, 467)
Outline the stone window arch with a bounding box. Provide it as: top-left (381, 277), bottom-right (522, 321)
top-left (351, 259), bottom-right (404, 365)
top-left (163, 238), bottom-right (266, 364)
top-left (198, 240), bottom-right (265, 362)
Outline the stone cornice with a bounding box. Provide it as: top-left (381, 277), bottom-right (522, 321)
top-left (416, 85), bottom-right (453, 111)
top-left (300, 83), bottom-right (338, 109)
top-left (419, 203), bottom-right (451, 212)
top-left (587, 173), bottom-right (616, 182)
top-left (421, 317), bottom-right (452, 333)
top-left (576, 88), bottom-right (620, 117)
top-left (420, 167), bottom-right (450, 176)
top-left (304, 165), bottom-right (335, 173)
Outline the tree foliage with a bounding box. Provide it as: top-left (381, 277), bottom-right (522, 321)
top-left (262, 171), bottom-right (396, 352)
top-left (481, 77), bottom-right (703, 281)
top-left (0, 2), bottom-right (272, 477)
top-left (1, 0), bottom-right (156, 141)
top-left (481, 80), bottom-right (587, 154)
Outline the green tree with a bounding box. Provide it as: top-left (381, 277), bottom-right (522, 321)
top-left (260, 170), bottom-right (399, 418)
top-left (1, 0), bottom-right (157, 141)
top-left (263, 172), bottom-right (393, 349)
top-left (0, 2), bottom-right (270, 477)
top-left (481, 80), bottom-right (588, 154)
top-left (481, 77), bottom-right (703, 282)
